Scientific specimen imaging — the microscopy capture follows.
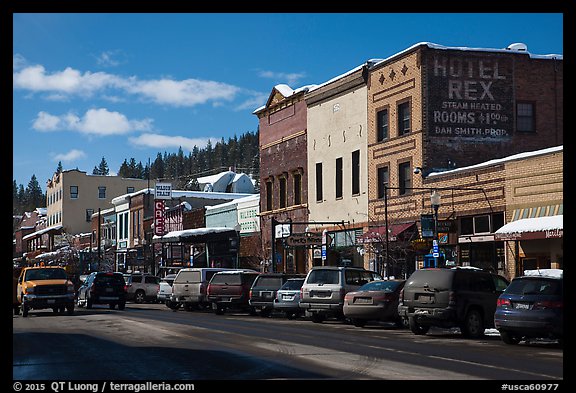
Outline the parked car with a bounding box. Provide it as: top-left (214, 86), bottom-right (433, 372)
top-left (398, 267), bottom-right (509, 338)
top-left (77, 272), bottom-right (127, 310)
top-left (249, 273), bottom-right (305, 317)
top-left (16, 266), bottom-right (76, 317)
top-left (299, 266), bottom-right (382, 323)
top-left (125, 273), bottom-right (161, 303)
top-left (343, 279), bottom-right (406, 328)
top-left (157, 274), bottom-right (177, 308)
top-left (206, 269), bottom-right (260, 315)
top-left (171, 268), bottom-right (231, 311)
top-left (494, 269), bottom-right (563, 345)
top-left (273, 277), bottom-right (305, 319)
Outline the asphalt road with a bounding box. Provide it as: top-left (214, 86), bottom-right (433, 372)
top-left (12, 302), bottom-right (564, 382)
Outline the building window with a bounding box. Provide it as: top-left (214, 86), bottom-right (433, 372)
top-left (517, 102), bottom-right (535, 132)
top-left (70, 186), bottom-right (78, 199)
top-left (86, 209), bottom-right (94, 222)
top-left (279, 177), bottom-right (287, 209)
top-left (398, 101), bottom-right (411, 135)
top-left (316, 162), bottom-right (323, 202)
top-left (293, 172), bottom-right (302, 205)
top-left (398, 162), bottom-right (412, 195)
top-left (132, 210), bottom-right (141, 239)
top-left (377, 166), bottom-right (389, 199)
top-left (127, 186), bottom-right (135, 193)
top-left (266, 180), bottom-right (273, 211)
top-left (376, 108), bottom-right (389, 142)
top-left (352, 150), bottom-right (360, 195)
top-left (98, 186), bottom-right (106, 199)
top-left (335, 157), bottom-right (343, 199)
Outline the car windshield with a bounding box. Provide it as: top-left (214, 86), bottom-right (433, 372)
top-left (358, 280), bottom-right (402, 292)
top-left (211, 274), bottom-right (241, 285)
top-left (280, 279), bottom-right (305, 290)
top-left (25, 268), bottom-right (67, 281)
top-left (505, 278), bottom-right (562, 296)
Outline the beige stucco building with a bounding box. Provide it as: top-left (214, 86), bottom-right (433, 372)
top-left (45, 169), bottom-right (151, 236)
top-left (305, 63), bottom-right (372, 268)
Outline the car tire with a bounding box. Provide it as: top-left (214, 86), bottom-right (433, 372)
top-left (13, 305), bottom-right (20, 316)
top-left (351, 318), bottom-right (367, 328)
top-left (213, 304), bottom-right (224, 315)
top-left (118, 302), bottom-right (126, 310)
top-left (461, 309), bottom-right (485, 338)
top-left (22, 300), bottom-right (29, 317)
top-left (500, 330), bottom-right (521, 345)
top-left (409, 316), bottom-right (430, 335)
top-left (66, 304), bottom-right (74, 315)
top-left (109, 303), bottom-right (116, 309)
top-left (134, 290), bottom-right (146, 304)
top-left (86, 296), bottom-right (93, 309)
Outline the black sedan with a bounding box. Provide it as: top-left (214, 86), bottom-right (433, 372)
top-left (343, 279), bottom-right (406, 328)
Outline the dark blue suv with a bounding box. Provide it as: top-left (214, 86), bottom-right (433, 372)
top-left (494, 269), bottom-right (563, 345)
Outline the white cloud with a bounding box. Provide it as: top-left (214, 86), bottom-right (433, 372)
top-left (258, 70), bottom-right (306, 86)
top-left (32, 108), bottom-right (153, 136)
top-left (129, 133), bottom-right (214, 152)
top-left (13, 57), bottom-right (243, 108)
top-left (95, 50), bottom-right (126, 67)
top-left (52, 149), bottom-right (87, 163)
top-left (127, 78), bottom-right (240, 107)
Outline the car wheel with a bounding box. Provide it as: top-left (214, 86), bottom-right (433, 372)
top-left (109, 303), bottom-right (116, 309)
top-left (213, 304), bottom-right (224, 315)
top-left (134, 290), bottom-right (146, 304)
top-left (22, 303), bottom-right (29, 317)
top-left (13, 305), bottom-right (20, 316)
top-left (86, 295), bottom-right (93, 309)
top-left (310, 313), bottom-right (325, 323)
top-left (52, 307), bottom-right (59, 314)
top-left (66, 304), bottom-right (74, 315)
top-left (500, 331), bottom-right (521, 345)
top-left (352, 318), bottom-right (367, 328)
top-left (118, 302), bottom-right (126, 310)
top-left (409, 316), bottom-right (430, 335)
top-left (461, 309), bottom-right (485, 338)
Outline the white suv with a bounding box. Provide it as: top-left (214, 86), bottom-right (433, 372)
top-left (299, 266), bottom-right (382, 323)
top-left (125, 273), bottom-right (161, 303)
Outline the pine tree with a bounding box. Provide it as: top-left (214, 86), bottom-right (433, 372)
top-left (25, 174), bottom-right (45, 211)
top-left (98, 157), bottom-right (109, 175)
top-left (55, 161), bottom-right (63, 175)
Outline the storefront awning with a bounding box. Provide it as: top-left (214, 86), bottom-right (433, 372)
top-left (152, 227), bottom-right (238, 244)
top-left (495, 215), bottom-right (563, 241)
top-left (357, 222), bottom-right (417, 244)
top-left (22, 225), bottom-right (63, 241)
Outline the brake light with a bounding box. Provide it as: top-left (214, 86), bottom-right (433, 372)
top-left (533, 300), bottom-right (563, 309)
top-left (372, 293), bottom-right (392, 303)
top-left (123, 285), bottom-right (128, 293)
top-left (497, 298), bottom-right (511, 307)
top-left (206, 285), bottom-right (211, 296)
top-left (249, 289), bottom-right (253, 298)
top-left (344, 293), bottom-right (354, 302)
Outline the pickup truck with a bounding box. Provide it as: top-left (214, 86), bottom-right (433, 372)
top-left (16, 266), bottom-right (76, 317)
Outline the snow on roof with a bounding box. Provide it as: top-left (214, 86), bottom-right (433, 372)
top-left (252, 84), bottom-right (318, 114)
top-left (523, 269), bottom-right (563, 279)
top-left (205, 193), bottom-right (259, 210)
top-left (111, 187), bottom-right (253, 205)
top-left (371, 42), bottom-right (562, 70)
top-left (152, 226), bottom-right (236, 242)
top-left (196, 171), bottom-right (234, 185)
top-left (428, 146), bottom-right (562, 178)
top-left (495, 215), bottom-right (563, 235)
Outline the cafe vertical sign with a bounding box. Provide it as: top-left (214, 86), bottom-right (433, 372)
top-left (427, 50), bottom-right (513, 139)
top-left (154, 183), bottom-right (172, 236)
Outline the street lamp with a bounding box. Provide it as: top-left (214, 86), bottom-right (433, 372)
top-left (430, 190), bottom-right (441, 268)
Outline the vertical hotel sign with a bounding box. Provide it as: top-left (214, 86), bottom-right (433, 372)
top-left (154, 183), bottom-right (172, 236)
top-left (427, 51), bottom-right (513, 139)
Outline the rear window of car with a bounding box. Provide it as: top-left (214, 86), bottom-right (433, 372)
top-left (211, 274), bottom-right (242, 285)
top-left (96, 274), bottom-right (125, 285)
top-left (406, 269), bottom-right (453, 289)
top-left (145, 276), bottom-right (160, 284)
top-left (281, 279), bottom-right (305, 290)
top-left (505, 278), bottom-right (562, 296)
top-left (307, 269), bottom-right (339, 285)
top-left (175, 271), bottom-right (200, 283)
top-left (345, 269), bottom-right (381, 285)
top-left (359, 280), bottom-right (403, 292)
top-left (255, 277), bottom-right (283, 287)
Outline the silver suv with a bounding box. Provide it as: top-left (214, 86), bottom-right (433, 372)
top-left (124, 273), bottom-right (160, 303)
top-left (171, 268), bottom-right (230, 311)
top-left (299, 266), bottom-right (382, 323)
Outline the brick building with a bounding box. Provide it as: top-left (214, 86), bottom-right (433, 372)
top-left (253, 84), bottom-right (315, 273)
top-left (364, 42), bottom-right (562, 278)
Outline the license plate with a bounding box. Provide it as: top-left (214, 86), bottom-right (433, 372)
top-left (282, 295), bottom-right (294, 301)
top-left (514, 302), bottom-right (531, 309)
top-left (262, 291), bottom-right (273, 298)
top-left (417, 295), bottom-right (434, 302)
top-left (311, 291), bottom-right (330, 298)
top-left (354, 297), bottom-right (372, 304)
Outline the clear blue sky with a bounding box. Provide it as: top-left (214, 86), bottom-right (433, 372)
top-left (12, 13), bottom-right (563, 192)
